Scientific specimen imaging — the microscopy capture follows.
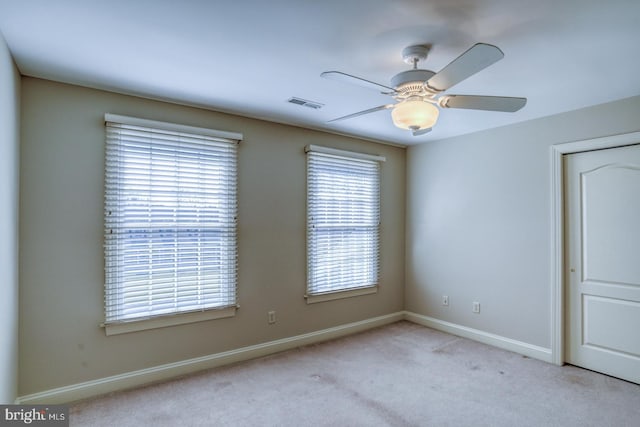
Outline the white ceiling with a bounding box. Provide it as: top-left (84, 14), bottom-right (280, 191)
top-left (1, 0), bottom-right (639, 146)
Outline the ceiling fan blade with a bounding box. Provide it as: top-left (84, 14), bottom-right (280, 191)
top-left (412, 127), bottom-right (432, 136)
top-left (321, 71), bottom-right (396, 94)
top-left (426, 43), bottom-right (504, 92)
top-left (440, 95), bottom-right (527, 112)
top-left (328, 104), bottom-right (395, 123)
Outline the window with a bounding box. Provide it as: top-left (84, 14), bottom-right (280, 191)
top-left (103, 114), bottom-right (240, 335)
top-left (305, 144), bottom-right (385, 303)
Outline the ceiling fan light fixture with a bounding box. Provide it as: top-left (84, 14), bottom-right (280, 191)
top-left (391, 98), bottom-right (439, 131)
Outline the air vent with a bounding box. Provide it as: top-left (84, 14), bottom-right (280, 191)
top-left (287, 97), bottom-right (324, 110)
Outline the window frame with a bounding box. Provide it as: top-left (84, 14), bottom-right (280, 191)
top-left (102, 114), bottom-right (241, 335)
top-left (304, 144), bottom-right (385, 304)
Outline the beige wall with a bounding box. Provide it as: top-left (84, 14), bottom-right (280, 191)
top-left (0, 31), bottom-right (20, 404)
top-left (406, 95), bottom-right (640, 349)
top-left (19, 77), bottom-right (406, 396)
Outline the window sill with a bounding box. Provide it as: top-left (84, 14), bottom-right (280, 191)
top-left (102, 306), bottom-right (237, 336)
top-left (305, 286), bottom-right (378, 304)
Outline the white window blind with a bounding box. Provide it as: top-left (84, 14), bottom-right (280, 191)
top-left (104, 116), bottom-right (239, 328)
top-left (306, 145), bottom-right (384, 300)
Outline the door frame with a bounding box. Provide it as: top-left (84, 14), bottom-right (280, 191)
top-left (550, 131), bottom-right (640, 365)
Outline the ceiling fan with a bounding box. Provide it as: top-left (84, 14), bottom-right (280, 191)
top-left (321, 43), bottom-right (526, 136)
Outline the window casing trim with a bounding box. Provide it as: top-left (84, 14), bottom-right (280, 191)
top-left (104, 113), bottom-right (243, 142)
top-left (103, 114), bottom-right (239, 333)
top-left (102, 306), bottom-right (237, 336)
top-left (305, 285), bottom-right (378, 304)
top-left (305, 144), bottom-right (383, 303)
top-left (304, 144), bottom-right (386, 162)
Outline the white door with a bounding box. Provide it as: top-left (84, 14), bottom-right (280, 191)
top-left (565, 143), bottom-right (640, 384)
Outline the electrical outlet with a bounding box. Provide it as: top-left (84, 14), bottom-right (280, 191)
top-left (472, 302), bottom-right (480, 313)
top-left (268, 310), bottom-right (276, 324)
top-left (442, 295), bottom-right (449, 306)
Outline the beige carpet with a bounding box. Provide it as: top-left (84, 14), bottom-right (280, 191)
top-left (69, 321), bottom-right (640, 426)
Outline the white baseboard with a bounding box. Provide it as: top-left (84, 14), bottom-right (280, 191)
top-left (16, 311), bottom-right (552, 404)
top-left (403, 311), bottom-right (552, 363)
top-left (16, 311), bottom-right (405, 405)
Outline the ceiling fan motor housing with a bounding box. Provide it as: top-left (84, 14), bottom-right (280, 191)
top-left (391, 69), bottom-right (436, 94)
